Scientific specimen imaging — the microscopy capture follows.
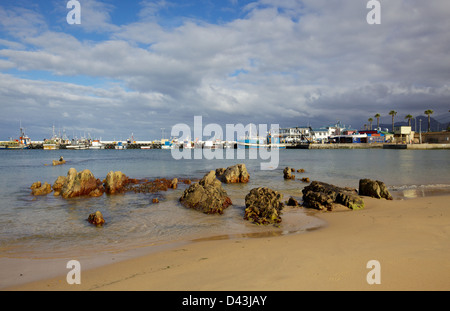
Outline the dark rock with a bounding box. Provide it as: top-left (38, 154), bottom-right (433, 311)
top-left (283, 167), bottom-right (295, 180)
top-left (359, 179), bottom-right (393, 200)
top-left (302, 181), bottom-right (365, 211)
top-left (300, 177), bottom-right (310, 183)
top-left (216, 164), bottom-right (250, 183)
top-left (297, 169), bottom-right (305, 173)
top-left (286, 196), bottom-right (299, 207)
top-left (87, 211), bottom-right (105, 226)
top-left (179, 171), bottom-right (232, 214)
top-left (244, 187), bottom-right (284, 225)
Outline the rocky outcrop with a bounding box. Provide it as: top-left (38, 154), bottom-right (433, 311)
top-left (87, 211), bottom-right (105, 226)
top-left (104, 171), bottom-right (129, 194)
top-left (359, 179), bottom-right (393, 200)
top-left (302, 181), bottom-right (365, 211)
top-left (179, 171), bottom-right (232, 214)
top-left (52, 159), bottom-right (66, 166)
top-left (244, 187), bottom-right (284, 225)
top-left (31, 181), bottom-right (52, 196)
top-left (216, 164), bottom-right (250, 183)
top-left (59, 168), bottom-right (104, 199)
top-left (283, 167), bottom-right (295, 180)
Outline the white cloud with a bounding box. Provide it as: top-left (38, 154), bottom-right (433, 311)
top-left (0, 0), bottom-right (449, 139)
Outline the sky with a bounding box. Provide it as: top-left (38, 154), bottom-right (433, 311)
top-left (0, 0), bottom-right (449, 141)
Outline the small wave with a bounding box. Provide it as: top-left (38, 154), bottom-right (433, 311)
top-left (389, 184), bottom-right (450, 191)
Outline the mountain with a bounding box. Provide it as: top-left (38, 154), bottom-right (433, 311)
top-left (375, 116), bottom-right (449, 132)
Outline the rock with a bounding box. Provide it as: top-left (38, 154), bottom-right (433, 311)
top-left (60, 168), bottom-right (104, 199)
top-left (152, 198), bottom-right (159, 203)
top-left (297, 169), bottom-right (305, 173)
top-left (170, 178), bottom-right (178, 189)
top-left (216, 164), bottom-right (250, 183)
top-left (31, 181), bottom-right (52, 196)
top-left (286, 196), bottom-right (299, 207)
top-left (52, 159), bottom-right (66, 166)
top-left (215, 168), bottom-right (226, 177)
top-left (300, 177), bottom-right (310, 183)
top-left (359, 179), bottom-right (393, 200)
top-left (52, 176), bottom-right (67, 196)
top-left (302, 181), bottom-right (365, 211)
top-left (283, 167), bottom-right (295, 180)
top-left (104, 171), bottom-right (129, 194)
top-left (179, 171), bottom-right (232, 214)
top-left (244, 187), bottom-right (284, 225)
top-left (87, 211), bottom-right (105, 226)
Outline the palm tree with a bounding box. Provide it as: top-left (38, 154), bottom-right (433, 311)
top-left (424, 109), bottom-right (434, 132)
top-left (389, 110), bottom-right (397, 132)
top-left (374, 113), bottom-right (381, 130)
top-left (368, 118), bottom-right (373, 130)
top-left (405, 114), bottom-right (413, 127)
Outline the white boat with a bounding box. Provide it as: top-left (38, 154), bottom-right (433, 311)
top-left (43, 142), bottom-right (58, 150)
top-left (66, 139), bottom-right (89, 150)
top-left (115, 141), bottom-right (126, 149)
top-left (89, 140), bottom-right (105, 149)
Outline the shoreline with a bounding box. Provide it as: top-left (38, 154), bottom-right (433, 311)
top-left (3, 192), bottom-right (449, 291)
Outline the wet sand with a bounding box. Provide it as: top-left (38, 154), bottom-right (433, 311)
top-left (4, 194), bottom-right (450, 291)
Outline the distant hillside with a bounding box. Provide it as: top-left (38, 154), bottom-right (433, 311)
top-left (375, 116), bottom-right (449, 132)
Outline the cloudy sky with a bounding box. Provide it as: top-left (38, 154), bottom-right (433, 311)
top-left (1, 0), bottom-right (449, 141)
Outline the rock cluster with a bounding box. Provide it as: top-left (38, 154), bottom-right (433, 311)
top-left (302, 181), bottom-right (365, 211)
top-left (283, 167), bottom-right (308, 182)
top-left (244, 187), bottom-right (284, 225)
top-left (179, 171), bottom-right (232, 214)
top-left (216, 164), bottom-right (250, 183)
top-left (359, 179), bottom-right (393, 200)
top-left (31, 168), bottom-right (187, 199)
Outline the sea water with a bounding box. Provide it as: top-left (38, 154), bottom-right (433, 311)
top-left (0, 148), bottom-right (449, 287)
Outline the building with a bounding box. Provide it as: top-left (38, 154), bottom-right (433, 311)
top-left (358, 130), bottom-right (387, 143)
top-left (279, 127), bottom-right (311, 143)
top-left (394, 126), bottom-right (414, 144)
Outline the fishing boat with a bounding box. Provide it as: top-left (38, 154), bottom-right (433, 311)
top-left (66, 138), bottom-right (89, 150)
top-left (237, 129), bottom-right (285, 149)
top-left (1, 127), bottom-right (32, 149)
top-left (89, 140), bottom-right (105, 149)
top-left (115, 141), bottom-right (126, 150)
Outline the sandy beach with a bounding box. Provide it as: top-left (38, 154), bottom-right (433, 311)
top-left (4, 194), bottom-right (450, 291)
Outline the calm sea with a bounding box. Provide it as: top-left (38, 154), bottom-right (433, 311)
top-left (0, 148), bottom-right (449, 287)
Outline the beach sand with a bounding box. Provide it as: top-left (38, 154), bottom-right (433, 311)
top-left (4, 195), bottom-right (450, 291)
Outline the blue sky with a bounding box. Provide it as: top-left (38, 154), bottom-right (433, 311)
top-left (1, 0), bottom-right (449, 141)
